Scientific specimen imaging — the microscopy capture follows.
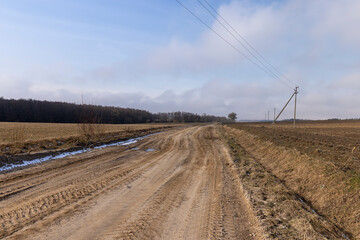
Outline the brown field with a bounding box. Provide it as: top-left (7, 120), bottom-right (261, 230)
top-left (0, 122), bottom-right (178, 145)
top-left (0, 123), bottom-right (353, 239)
top-left (224, 120), bottom-right (360, 239)
top-left (0, 122), bottom-right (181, 165)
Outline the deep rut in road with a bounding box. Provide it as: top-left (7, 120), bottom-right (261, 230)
top-left (0, 125), bottom-right (261, 240)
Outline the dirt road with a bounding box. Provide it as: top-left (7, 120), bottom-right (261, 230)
top-left (0, 125), bottom-right (261, 239)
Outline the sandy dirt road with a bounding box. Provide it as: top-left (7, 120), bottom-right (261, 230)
top-left (0, 125), bottom-right (261, 240)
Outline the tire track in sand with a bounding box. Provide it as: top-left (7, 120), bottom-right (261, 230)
top-left (1, 125), bottom-right (262, 240)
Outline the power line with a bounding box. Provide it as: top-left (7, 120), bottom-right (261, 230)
top-left (198, 0), bottom-right (300, 124)
top-left (175, 0), bottom-right (294, 90)
top-left (196, 0), bottom-right (293, 89)
top-left (201, 0), bottom-right (297, 87)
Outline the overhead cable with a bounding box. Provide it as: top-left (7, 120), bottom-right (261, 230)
top-left (196, 0), bottom-right (293, 88)
top-left (176, 0), bottom-right (294, 90)
top-left (201, 0), bottom-right (297, 88)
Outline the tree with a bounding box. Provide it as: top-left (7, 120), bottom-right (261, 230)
top-left (228, 112), bottom-right (237, 121)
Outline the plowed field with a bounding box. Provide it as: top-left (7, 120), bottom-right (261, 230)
top-left (225, 121), bottom-right (360, 239)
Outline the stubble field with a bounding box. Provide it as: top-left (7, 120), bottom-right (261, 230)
top-left (0, 122), bottom-right (177, 145)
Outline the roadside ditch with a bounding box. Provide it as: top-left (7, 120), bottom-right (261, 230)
top-left (0, 126), bottom-right (173, 173)
top-left (221, 126), bottom-right (351, 239)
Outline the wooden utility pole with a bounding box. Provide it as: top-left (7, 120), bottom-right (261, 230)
top-left (293, 86), bottom-right (299, 128)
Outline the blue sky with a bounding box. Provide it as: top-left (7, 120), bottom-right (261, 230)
top-left (1, 0), bottom-right (359, 119)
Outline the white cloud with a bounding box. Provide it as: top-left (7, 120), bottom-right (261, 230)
top-left (311, 0), bottom-right (360, 46)
top-left (330, 73), bottom-right (360, 89)
top-left (1, 0), bottom-right (360, 120)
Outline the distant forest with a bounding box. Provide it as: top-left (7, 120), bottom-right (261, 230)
top-left (0, 98), bottom-right (229, 124)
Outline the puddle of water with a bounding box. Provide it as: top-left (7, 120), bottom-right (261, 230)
top-left (0, 149), bottom-right (89, 172)
top-left (145, 148), bottom-right (156, 152)
top-left (0, 133), bottom-right (158, 173)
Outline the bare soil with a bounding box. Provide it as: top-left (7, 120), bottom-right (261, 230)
top-left (0, 125), bottom-right (262, 239)
top-left (0, 124), bottom-right (352, 239)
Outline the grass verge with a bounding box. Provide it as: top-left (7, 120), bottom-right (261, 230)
top-left (223, 125), bottom-right (358, 239)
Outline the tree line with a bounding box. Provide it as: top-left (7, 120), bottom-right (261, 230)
top-left (152, 112), bottom-right (229, 123)
top-left (0, 98), bottom-right (229, 124)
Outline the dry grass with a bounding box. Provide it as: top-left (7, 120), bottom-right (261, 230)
top-left (0, 122), bottom-right (181, 156)
top-left (225, 121), bottom-right (360, 239)
top-left (0, 122), bottom-right (177, 145)
top-left (222, 128), bottom-right (347, 239)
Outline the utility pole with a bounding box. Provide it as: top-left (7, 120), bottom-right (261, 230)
top-left (293, 86), bottom-right (299, 128)
top-left (273, 108), bottom-right (276, 123)
top-left (273, 87), bottom-right (298, 124)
